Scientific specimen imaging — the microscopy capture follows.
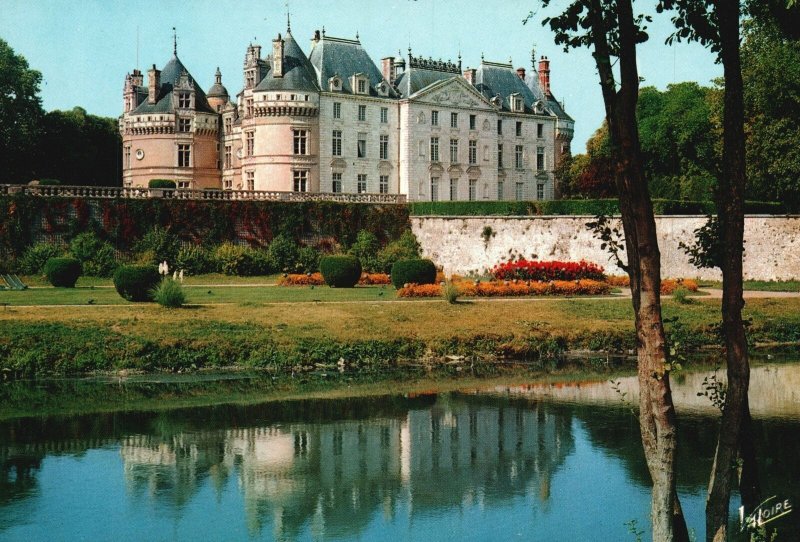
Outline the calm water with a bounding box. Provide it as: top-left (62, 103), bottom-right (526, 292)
top-left (1, 366), bottom-right (799, 541)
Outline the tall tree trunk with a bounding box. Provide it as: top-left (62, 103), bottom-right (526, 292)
top-left (706, 1), bottom-right (754, 540)
top-left (588, 1), bottom-right (688, 539)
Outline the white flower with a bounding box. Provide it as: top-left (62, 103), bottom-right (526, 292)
top-left (179, 270), bottom-right (184, 283)
top-left (173, 270), bottom-right (178, 280)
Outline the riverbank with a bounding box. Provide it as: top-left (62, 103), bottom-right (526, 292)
top-left (2, 295), bottom-right (799, 379)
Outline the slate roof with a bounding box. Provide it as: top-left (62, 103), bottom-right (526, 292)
top-left (394, 67), bottom-right (457, 98)
top-left (207, 68), bottom-right (229, 98)
top-left (525, 73), bottom-right (573, 122)
top-left (309, 36), bottom-right (398, 97)
top-left (474, 61), bottom-right (543, 114)
top-left (254, 31), bottom-right (320, 93)
top-left (132, 55), bottom-right (216, 115)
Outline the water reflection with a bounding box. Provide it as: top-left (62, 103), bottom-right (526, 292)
top-left (0, 367), bottom-right (798, 540)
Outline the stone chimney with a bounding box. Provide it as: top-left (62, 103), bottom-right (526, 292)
top-left (381, 57), bottom-right (395, 85)
top-left (312, 29), bottom-right (321, 47)
top-left (272, 33), bottom-right (285, 78)
top-left (538, 56), bottom-right (551, 96)
top-left (147, 64), bottom-right (161, 105)
top-left (463, 68), bottom-right (476, 86)
top-left (516, 67), bottom-right (526, 81)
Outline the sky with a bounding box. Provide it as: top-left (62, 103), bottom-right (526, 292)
top-left (0, 0), bottom-right (722, 152)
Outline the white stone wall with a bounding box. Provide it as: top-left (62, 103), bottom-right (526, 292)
top-left (411, 215), bottom-right (800, 280)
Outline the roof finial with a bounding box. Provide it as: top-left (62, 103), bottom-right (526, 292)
top-left (322, 26), bottom-right (326, 37)
top-left (481, 52), bottom-right (485, 62)
top-left (215, 67), bottom-right (222, 83)
top-left (172, 27), bottom-right (177, 55)
top-left (356, 30), bottom-right (360, 41)
top-left (286, 0), bottom-right (291, 32)
top-left (531, 43), bottom-right (537, 70)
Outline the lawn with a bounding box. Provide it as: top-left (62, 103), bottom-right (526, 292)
top-left (698, 279), bottom-right (800, 292)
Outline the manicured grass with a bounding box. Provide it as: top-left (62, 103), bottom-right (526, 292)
top-left (698, 280), bottom-right (800, 292)
top-left (18, 273), bottom-right (281, 288)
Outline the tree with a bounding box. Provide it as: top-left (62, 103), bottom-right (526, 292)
top-left (533, 2), bottom-right (689, 539)
top-left (0, 38), bottom-right (44, 183)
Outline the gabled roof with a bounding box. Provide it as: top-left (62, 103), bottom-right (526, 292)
top-left (308, 35), bottom-right (398, 98)
top-left (395, 67), bottom-right (457, 99)
top-left (408, 74), bottom-right (494, 108)
top-left (474, 61), bottom-right (545, 114)
top-left (254, 31), bottom-right (320, 93)
top-left (132, 55), bottom-right (216, 115)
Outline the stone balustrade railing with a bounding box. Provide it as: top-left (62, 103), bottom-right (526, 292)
top-left (0, 184), bottom-right (407, 204)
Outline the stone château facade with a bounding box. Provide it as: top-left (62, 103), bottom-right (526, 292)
top-left (120, 25), bottom-right (573, 201)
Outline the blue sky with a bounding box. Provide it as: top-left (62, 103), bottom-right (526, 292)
top-left (0, 0), bottom-right (721, 152)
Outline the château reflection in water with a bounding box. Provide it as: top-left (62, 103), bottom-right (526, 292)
top-left (0, 365), bottom-right (799, 540)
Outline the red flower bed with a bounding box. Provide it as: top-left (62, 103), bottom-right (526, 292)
top-left (492, 259), bottom-right (606, 282)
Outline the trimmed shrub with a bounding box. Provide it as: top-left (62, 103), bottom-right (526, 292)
top-left (69, 232), bottom-right (117, 277)
top-left (267, 234), bottom-right (300, 273)
top-left (349, 230), bottom-right (380, 272)
top-left (320, 255), bottom-right (362, 287)
top-left (19, 242), bottom-right (65, 275)
top-left (152, 279), bottom-right (186, 308)
top-left (390, 258), bottom-right (437, 289)
top-left (175, 245), bottom-right (213, 275)
top-left (113, 265), bottom-right (160, 301)
top-left (376, 230), bottom-right (421, 273)
top-left (148, 179), bottom-right (176, 188)
top-left (43, 257), bottom-right (81, 287)
top-left (135, 226), bottom-right (180, 264)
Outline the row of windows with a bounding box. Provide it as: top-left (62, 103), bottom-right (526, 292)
top-left (427, 138), bottom-right (546, 170)
top-left (428, 178), bottom-right (546, 201)
top-left (495, 120), bottom-right (546, 138)
top-left (332, 131), bottom-right (390, 160)
top-left (332, 102), bottom-right (389, 124)
top-left (330, 173), bottom-right (390, 194)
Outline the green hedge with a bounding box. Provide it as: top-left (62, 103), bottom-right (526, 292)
top-left (113, 265), bottom-right (160, 302)
top-left (148, 179), bottom-right (176, 188)
top-left (43, 257), bottom-right (81, 287)
top-left (320, 255), bottom-right (362, 287)
top-left (390, 259), bottom-right (437, 289)
top-left (408, 199), bottom-right (787, 216)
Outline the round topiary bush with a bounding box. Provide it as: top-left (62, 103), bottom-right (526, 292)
top-left (390, 259), bottom-right (437, 289)
top-left (43, 257), bottom-right (82, 287)
top-left (113, 265), bottom-right (160, 301)
top-left (148, 179), bottom-right (176, 188)
top-left (319, 255), bottom-right (362, 288)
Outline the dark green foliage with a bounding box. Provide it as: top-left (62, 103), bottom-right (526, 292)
top-left (320, 255), bottom-right (362, 287)
top-left (69, 232), bottom-right (117, 277)
top-left (296, 246), bottom-right (320, 273)
top-left (43, 257), bottom-right (81, 287)
top-left (134, 226), bottom-right (180, 265)
top-left (175, 245), bottom-right (213, 275)
top-left (113, 265), bottom-right (160, 302)
top-left (679, 216), bottom-right (723, 269)
top-left (37, 178), bottom-right (61, 186)
top-left (376, 230), bottom-right (421, 273)
top-left (148, 179), bottom-right (176, 189)
top-left (212, 243), bottom-right (274, 276)
top-left (151, 279), bottom-right (185, 308)
top-left (267, 234), bottom-right (300, 272)
top-left (18, 242), bottom-right (64, 274)
top-left (349, 230), bottom-right (380, 272)
top-left (390, 258), bottom-right (437, 289)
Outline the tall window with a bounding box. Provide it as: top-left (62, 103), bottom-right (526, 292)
top-left (293, 130), bottom-right (308, 155)
top-left (224, 117), bottom-right (232, 134)
top-left (246, 171), bottom-right (255, 191)
top-left (380, 135), bottom-right (389, 160)
top-left (178, 144), bottom-right (191, 167)
top-left (468, 140), bottom-right (477, 164)
top-left (468, 179), bottom-right (477, 201)
top-left (430, 177), bottom-right (439, 201)
top-left (379, 175), bottom-right (389, 194)
top-left (332, 173), bottom-right (342, 193)
top-left (450, 179), bottom-right (458, 201)
top-left (246, 131), bottom-right (254, 157)
top-left (537, 146), bottom-right (545, 170)
top-left (358, 105), bottom-right (366, 121)
top-left (497, 181), bottom-right (504, 200)
top-left (224, 145), bottom-right (232, 169)
top-left (469, 114), bottom-right (476, 130)
top-left (515, 182), bottom-right (524, 201)
top-left (537, 123), bottom-right (544, 138)
top-left (124, 146), bottom-right (131, 169)
top-left (357, 174), bottom-right (367, 193)
top-left (537, 183), bottom-right (545, 200)
top-left (178, 118), bottom-right (191, 132)
top-left (332, 130), bottom-right (342, 156)
top-left (293, 170), bottom-right (308, 192)
top-left (357, 133), bottom-right (367, 158)
top-left (450, 139), bottom-right (459, 163)
top-left (497, 119), bottom-right (502, 134)
top-left (431, 110), bottom-right (439, 126)
top-left (450, 112), bottom-right (458, 128)
top-left (515, 145), bottom-right (523, 169)
top-left (380, 107), bottom-right (388, 124)
top-left (246, 98), bottom-right (253, 117)
top-left (516, 121), bottom-right (522, 137)
top-left (357, 79), bottom-right (366, 93)
top-left (430, 137), bottom-right (440, 162)
top-left (333, 102), bottom-right (341, 119)
top-left (178, 92), bottom-right (190, 108)
top-left (498, 144), bottom-right (504, 168)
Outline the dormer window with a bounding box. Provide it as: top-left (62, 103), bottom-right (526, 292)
top-left (534, 100), bottom-right (544, 114)
top-left (329, 76), bottom-right (342, 92)
top-left (511, 94), bottom-right (523, 112)
top-left (351, 74), bottom-right (369, 95)
top-left (376, 82), bottom-right (389, 97)
top-left (358, 80), bottom-right (366, 93)
top-left (178, 92), bottom-right (191, 109)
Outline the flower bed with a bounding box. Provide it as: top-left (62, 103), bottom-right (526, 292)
top-left (279, 272), bottom-right (391, 286)
top-left (398, 279), bottom-right (611, 298)
top-left (492, 259), bottom-right (605, 282)
top-left (605, 275), bottom-right (699, 294)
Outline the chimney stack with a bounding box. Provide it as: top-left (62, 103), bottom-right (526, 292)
top-left (516, 67), bottom-right (526, 81)
top-left (147, 64), bottom-right (161, 105)
top-left (463, 68), bottom-right (476, 85)
top-left (538, 56), bottom-right (550, 96)
top-left (272, 34), bottom-right (285, 78)
top-left (381, 57), bottom-right (395, 85)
